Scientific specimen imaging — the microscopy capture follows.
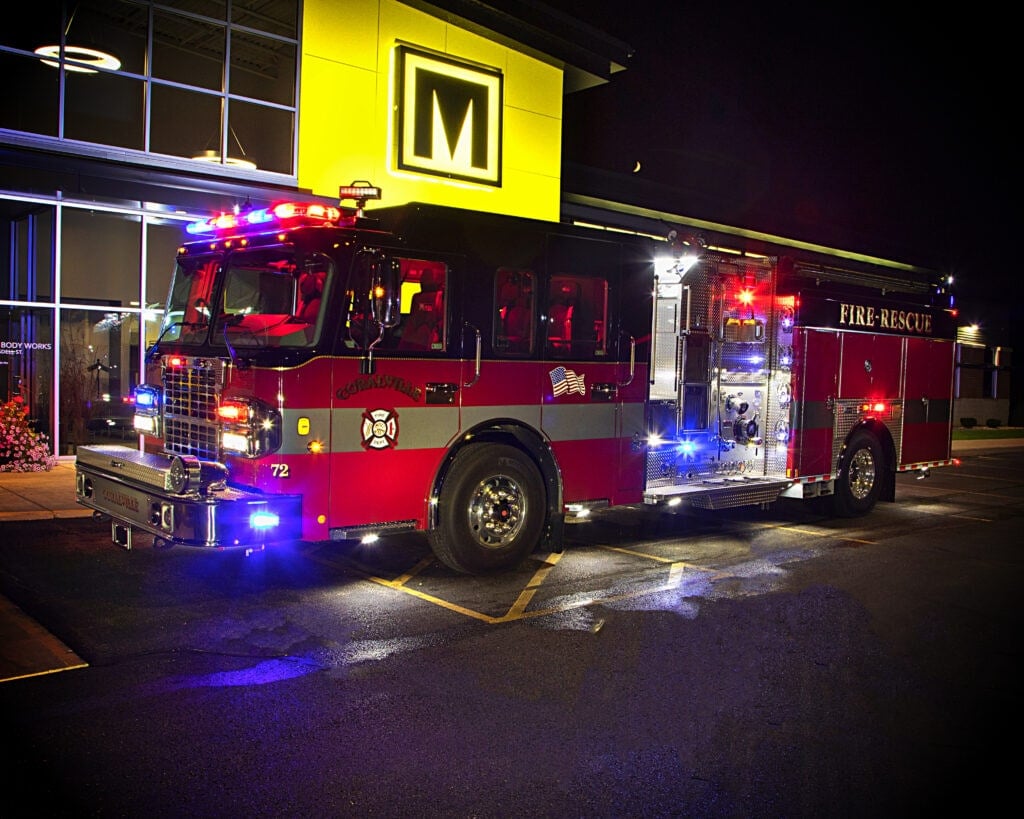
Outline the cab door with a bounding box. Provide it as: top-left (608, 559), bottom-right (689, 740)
top-left (329, 248), bottom-right (462, 530)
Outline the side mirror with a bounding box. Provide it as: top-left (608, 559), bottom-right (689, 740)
top-left (368, 256), bottom-right (400, 328)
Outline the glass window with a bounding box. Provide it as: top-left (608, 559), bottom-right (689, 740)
top-left (216, 249), bottom-right (332, 349)
top-left (233, 0), bottom-right (298, 39)
top-left (0, 306), bottom-right (55, 450)
top-left (146, 220), bottom-right (187, 307)
top-left (229, 30), bottom-right (295, 106)
top-left (64, 70), bottom-right (145, 150)
top-left (160, 255), bottom-right (219, 344)
top-left (61, 209), bottom-right (141, 307)
top-left (163, 0), bottom-right (227, 21)
top-left (227, 98), bottom-right (293, 174)
top-left (2, 1), bottom-right (299, 175)
top-left (1, 202), bottom-right (54, 302)
top-left (494, 268), bottom-right (534, 356)
top-left (60, 308), bottom-right (140, 452)
top-left (151, 85), bottom-right (223, 160)
top-left (0, 0), bottom-right (62, 51)
top-left (152, 11), bottom-right (225, 90)
top-left (68, 0), bottom-right (148, 76)
top-left (345, 257), bottom-right (448, 354)
top-left (545, 275), bottom-right (609, 360)
top-left (0, 52), bottom-right (59, 136)
top-left (394, 260), bottom-right (447, 352)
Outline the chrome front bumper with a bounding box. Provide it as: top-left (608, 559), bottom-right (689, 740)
top-left (75, 445), bottom-right (301, 549)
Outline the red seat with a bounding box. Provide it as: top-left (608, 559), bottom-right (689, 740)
top-left (296, 270), bottom-right (324, 323)
top-left (548, 282), bottom-right (578, 354)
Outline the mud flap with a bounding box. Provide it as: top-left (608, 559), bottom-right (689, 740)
top-left (544, 512), bottom-right (565, 553)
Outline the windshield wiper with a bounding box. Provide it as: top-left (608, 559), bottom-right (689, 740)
top-left (145, 320), bottom-right (208, 363)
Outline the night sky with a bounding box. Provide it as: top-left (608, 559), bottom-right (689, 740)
top-left (545, 1), bottom-right (1016, 339)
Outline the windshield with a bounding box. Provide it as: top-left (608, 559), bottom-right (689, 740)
top-left (159, 248), bottom-right (334, 348)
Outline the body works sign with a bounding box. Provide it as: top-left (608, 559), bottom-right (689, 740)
top-left (797, 292), bottom-right (957, 340)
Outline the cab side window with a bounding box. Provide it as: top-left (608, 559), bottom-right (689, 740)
top-left (343, 256), bottom-right (447, 353)
top-left (545, 275), bottom-right (609, 359)
top-left (397, 260), bottom-right (447, 351)
top-left (493, 268), bottom-right (534, 356)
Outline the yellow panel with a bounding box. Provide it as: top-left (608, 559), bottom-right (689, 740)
top-left (299, 0), bottom-right (568, 223)
top-left (444, 26), bottom-right (508, 73)
top-left (506, 50), bottom-right (562, 118)
top-left (297, 59), bottom-right (381, 195)
top-left (379, 0), bottom-right (447, 54)
top-left (303, 0), bottom-right (379, 70)
top-left (505, 107), bottom-right (561, 180)
top-left (496, 173), bottom-right (561, 222)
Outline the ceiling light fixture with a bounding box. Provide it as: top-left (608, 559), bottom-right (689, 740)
top-left (191, 150), bottom-right (258, 171)
top-left (191, 127), bottom-right (258, 171)
top-left (34, 44), bottom-right (121, 73)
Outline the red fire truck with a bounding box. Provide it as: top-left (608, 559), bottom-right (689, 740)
top-left (75, 188), bottom-right (958, 573)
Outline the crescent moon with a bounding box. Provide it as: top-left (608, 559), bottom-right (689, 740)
top-left (632, 160), bottom-right (642, 173)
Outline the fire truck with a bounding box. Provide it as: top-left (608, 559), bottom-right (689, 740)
top-left (75, 188), bottom-right (958, 573)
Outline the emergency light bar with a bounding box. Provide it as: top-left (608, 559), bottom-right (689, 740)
top-left (186, 201), bottom-right (345, 236)
top-left (339, 182), bottom-right (381, 206)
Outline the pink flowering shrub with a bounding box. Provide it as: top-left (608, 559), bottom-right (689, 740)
top-left (0, 397), bottom-right (58, 472)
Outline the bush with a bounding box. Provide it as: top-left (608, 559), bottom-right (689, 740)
top-left (960, 417), bottom-right (977, 428)
top-left (0, 397), bottom-right (58, 472)
top-left (986, 418), bottom-right (1002, 428)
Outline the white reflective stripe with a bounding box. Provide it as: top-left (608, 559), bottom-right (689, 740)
top-left (461, 405), bottom-right (541, 431)
top-left (541, 403), bottom-right (616, 442)
top-left (331, 405), bottom-right (459, 452)
top-left (619, 401), bottom-right (645, 438)
top-left (278, 400), bottom-right (645, 455)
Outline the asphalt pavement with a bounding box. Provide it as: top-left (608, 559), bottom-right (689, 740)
top-left (2, 438), bottom-right (1022, 683)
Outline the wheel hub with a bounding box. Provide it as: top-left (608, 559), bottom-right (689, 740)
top-left (468, 477), bottom-right (524, 548)
top-left (848, 448), bottom-right (876, 500)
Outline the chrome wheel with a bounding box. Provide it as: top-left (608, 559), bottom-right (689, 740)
top-left (848, 446), bottom-right (877, 500)
top-left (831, 429), bottom-right (884, 517)
top-left (466, 475), bottom-right (527, 549)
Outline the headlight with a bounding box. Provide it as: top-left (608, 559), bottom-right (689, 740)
top-left (133, 385), bottom-right (161, 435)
top-left (217, 396), bottom-right (282, 457)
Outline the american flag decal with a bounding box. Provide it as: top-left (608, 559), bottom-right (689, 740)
top-left (549, 366), bottom-right (586, 396)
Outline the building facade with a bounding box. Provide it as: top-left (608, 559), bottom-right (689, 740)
top-left (1, 0), bottom-right (627, 455)
top-left (1, 1), bottom-right (1008, 461)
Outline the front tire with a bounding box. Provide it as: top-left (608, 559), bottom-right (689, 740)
top-left (831, 429), bottom-right (883, 517)
top-left (428, 444), bottom-right (545, 574)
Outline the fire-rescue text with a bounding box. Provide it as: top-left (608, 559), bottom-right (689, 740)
top-left (839, 302), bottom-right (933, 335)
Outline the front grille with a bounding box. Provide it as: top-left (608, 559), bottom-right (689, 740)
top-left (162, 357), bottom-right (225, 460)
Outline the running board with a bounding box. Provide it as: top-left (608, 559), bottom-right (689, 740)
top-left (643, 477), bottom-right (793, 510)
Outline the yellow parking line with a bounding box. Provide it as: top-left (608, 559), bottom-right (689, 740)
top-left (600, 544), bottom-right (678, 563)
top-left (497, 553), bottom-right (563, 621)
top-left (389, 556), bottom-right (435, 587)
top-left (366, 575), bottom-right (499, 623)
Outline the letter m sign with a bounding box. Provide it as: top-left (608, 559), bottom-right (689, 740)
top-left (397, 47), bottom-right (502, 186)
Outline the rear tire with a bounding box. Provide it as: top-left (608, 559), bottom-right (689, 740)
top-left (428, 444), bottom-right (545, 574)
top-left (831, 429), bottom-right (883, 517)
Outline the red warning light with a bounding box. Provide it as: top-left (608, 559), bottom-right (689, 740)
top-left (217, 400), bottom-right (250, 423)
